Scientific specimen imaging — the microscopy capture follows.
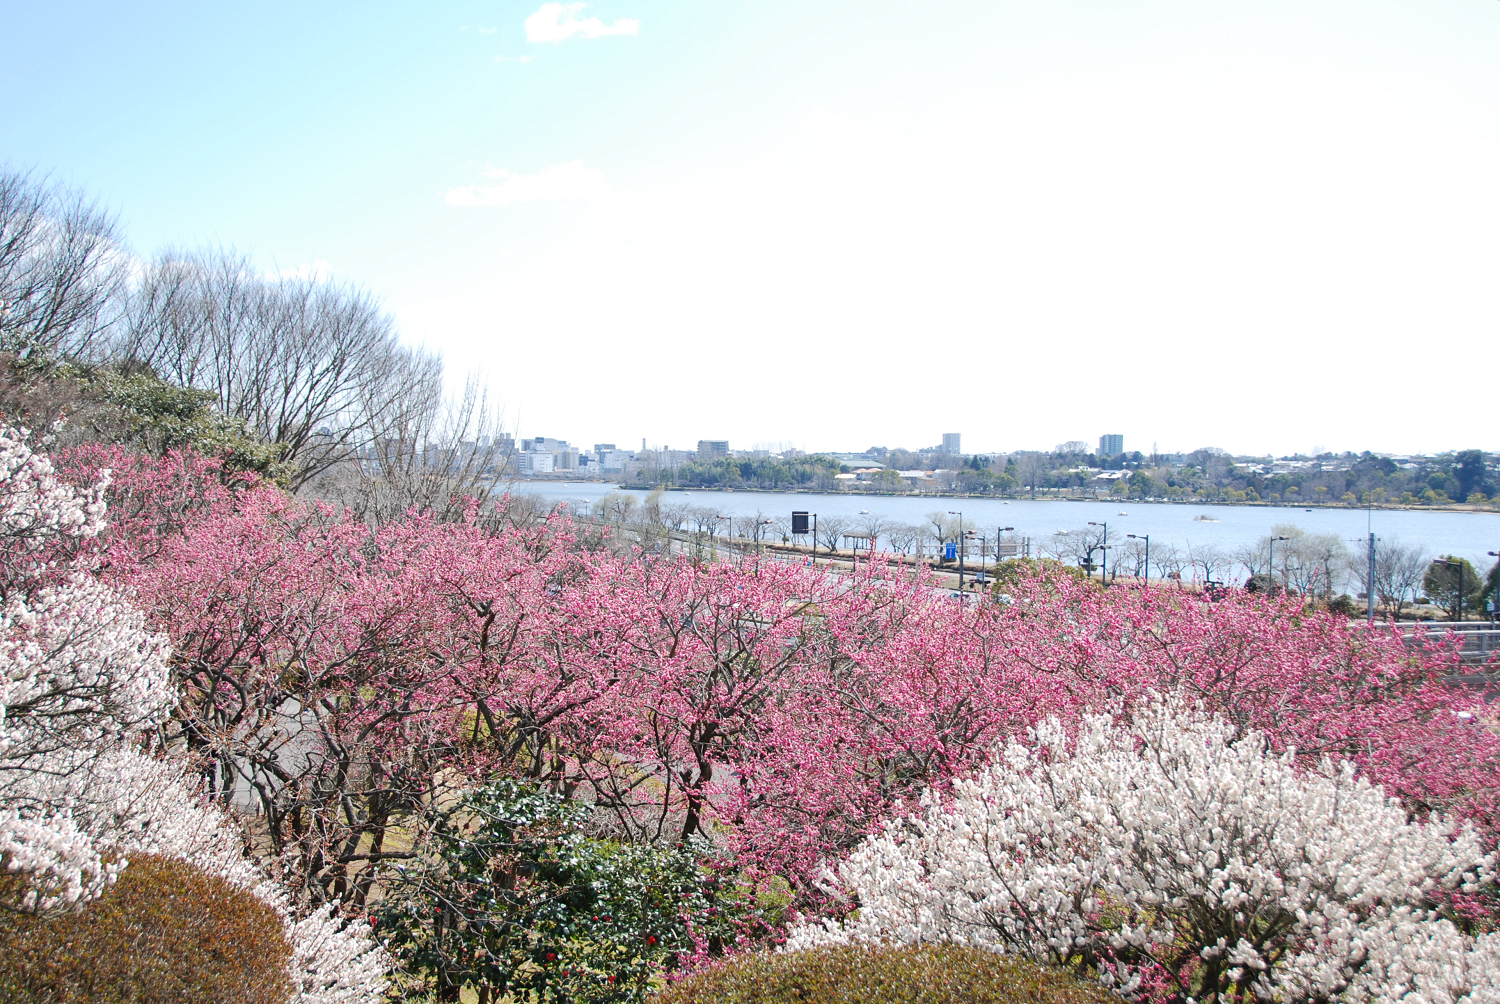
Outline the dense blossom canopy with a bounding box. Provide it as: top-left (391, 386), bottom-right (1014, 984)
top-left (5, 426), bottom-right (1495, 1002)
top-left (787, 701), bottom-right (1500, 1004)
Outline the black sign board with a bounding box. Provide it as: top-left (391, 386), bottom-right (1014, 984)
top-left (791, 511), bottom-right (810, 535)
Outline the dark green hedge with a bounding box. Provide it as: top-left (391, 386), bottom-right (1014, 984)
top-left (0, 854), bottom-right (292, 1004)
top-left (653, 944), bottom-right (1118, 1004)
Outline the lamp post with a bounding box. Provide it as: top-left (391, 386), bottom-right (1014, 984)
top-left (1128, 533), bottom-right (1149, 584)
top-left (1269, 535), bottom-right (1290, 593)
top-left (948, 510), bottom-right (964, 590)
top-left (1088, 521), bottom-right (1108, 583)
top-left (715, 515), bottom-right (732, 558)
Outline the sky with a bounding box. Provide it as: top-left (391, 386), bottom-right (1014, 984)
top-left (4, 0), bottom-right (1499, 458)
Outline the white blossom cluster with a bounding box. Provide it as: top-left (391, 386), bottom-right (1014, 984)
top-left (15, 746), bottom-right (391, 1002)
top-left (787, 699), bottom-right (1500, 1004)
top-left (0, 425), bottom-right (388, 1003)
top-left (0, 423), bottom-right (108, 578)
top-left (0, 425), bottom-right (173, 911)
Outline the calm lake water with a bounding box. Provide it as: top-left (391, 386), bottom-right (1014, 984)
top-left (509, 483), bottom-right (1500, 582)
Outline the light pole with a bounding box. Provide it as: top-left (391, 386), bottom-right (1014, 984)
top-left (715, 515), bottom-right (732, 558)
top-left (1088, 521), bottom-right (1108, 583)
top-left (954, 510), bottom-right (966, 588)
top-left (1269, 535), bottom-right (1290, 593)
top-left (1128, 533), bottom-right (1149, 584)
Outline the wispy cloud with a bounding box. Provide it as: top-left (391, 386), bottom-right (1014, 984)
top-left (478, 26), bottom-right (498, 35)
top-left (524, 3), bottom-right (639, 43)
top-left (494, 54), bottom-right (534, 64)
top-left (445, 162), bottom-right (609, 207)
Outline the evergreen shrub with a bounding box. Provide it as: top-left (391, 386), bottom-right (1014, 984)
top-left (0, 854), bottom-right (293, 1004)
top-left (653, 944), bottom-right (1118, 1004)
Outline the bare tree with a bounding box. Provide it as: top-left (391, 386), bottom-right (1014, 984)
top-left (1261, 526), bottom-right (1348, 598)
top-left (1232, 541), bottom-right (1269, 582)
top-left (687, 506), bottom-right (719, 536)
top-left (0, 169), bottom-right (128, 360)
top-left (924, 511), bottom-right (960, 554)
top-left (309, 373), bottom-right (513, 525)
top-left (1116, 537), bottom-right (1149, 579)
top-left (1186, 542), bottom-right (1230, 584)
top-left (856, 513), bottom-right (889, 548)
top-left (1042, 525), bottom-right (1106, 570)
top-left (885, 523), bottom-right (922, 556)
top-left (1372, 539), bottom-right (1428, 618)
top-left (815, 515), bottom-right (852, 556)
top-left (660, 502), bottom-right (692, 534)
top-left (1152, 542), bottom-right (1186, 585)
top-left (734, 510), bottom-right (774, 545)
top-left (120, 249), bottom-right (431, 487)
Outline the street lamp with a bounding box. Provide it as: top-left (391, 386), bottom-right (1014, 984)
top-left (997, 526), bottom-right (1014, 569)
top-left (1268, 535), bottom-right (1290, 593)
top-left (947, 511), bottom-right (964, 590)
top-left (1088, 521), bottom-right (1108, 582)
top-left (1127, 533), bottom-right (1149, 584)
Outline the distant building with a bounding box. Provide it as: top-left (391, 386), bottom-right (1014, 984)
top-left (1099, 433), bottom-right (1124, 456)
top-left (593, 443), bottom-right (617, 454)
top-left (697, 440), bottom-right (729, 460)
top-left (520, 451), bottom-right (554, 475)
top-left (597, 450), bottom-right (633, 473)
top-left (942, 433), bottom-right (961, 454)
top-left (521, 436), bottom-right (579, 471)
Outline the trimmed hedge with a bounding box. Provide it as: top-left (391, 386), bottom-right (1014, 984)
top-left (654, 944), bottom-right (1118, 1004)
top-left (0, 853), bottom-right (293, 1004)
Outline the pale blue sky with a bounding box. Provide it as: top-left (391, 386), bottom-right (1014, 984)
top-left (5, 1), bottom-right (1500, 456)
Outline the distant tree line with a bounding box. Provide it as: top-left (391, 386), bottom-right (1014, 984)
top-left (635, 455), bottom-right (848, 490)
top-left (1008, 447), bottom-right (1494, 506)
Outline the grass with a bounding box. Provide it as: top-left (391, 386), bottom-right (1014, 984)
top-left (653, 944), bottom-right (1118, 1004)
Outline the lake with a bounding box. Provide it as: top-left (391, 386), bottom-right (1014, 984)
top-left (507, 482), bottom-right (1500, 583)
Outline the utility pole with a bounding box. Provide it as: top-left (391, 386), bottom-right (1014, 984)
top-left (1269, 535), bottom-right (1290, 593)
top-left (1088, 521), bottom-right (1108, 583)
top-left (948, 511), bottom-right (964, 591)
top-left (1367, 532), bottom-right (1377, 625)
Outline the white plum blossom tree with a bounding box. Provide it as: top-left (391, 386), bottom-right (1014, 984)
top-left (788, 699), bottom-right (1500, 1004)
top-left (0, 424), bottom-right (387, 1002)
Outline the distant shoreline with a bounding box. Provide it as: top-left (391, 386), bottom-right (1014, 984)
top-left (511, 480), bottom-right (1497, 516)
